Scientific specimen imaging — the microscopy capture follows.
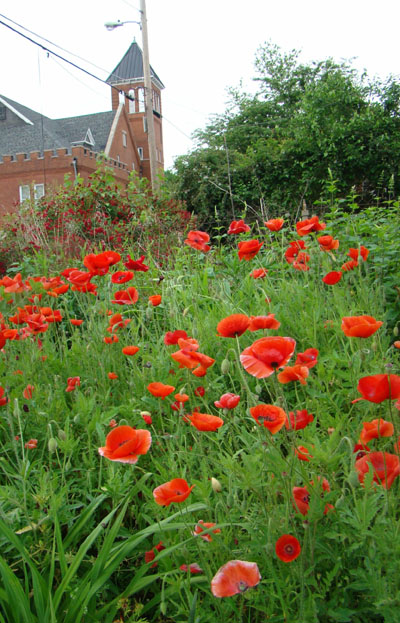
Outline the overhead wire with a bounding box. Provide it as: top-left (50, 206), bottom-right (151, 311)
top-left (0, 18), bottom-right (131, 99)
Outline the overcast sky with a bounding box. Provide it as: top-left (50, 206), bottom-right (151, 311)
top-left (1, 0), bottom-right (400, 169)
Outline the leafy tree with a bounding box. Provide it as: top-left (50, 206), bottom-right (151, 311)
top-left (170, 42), bottom-right (400, 226)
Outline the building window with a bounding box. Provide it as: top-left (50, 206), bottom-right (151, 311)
top-left (19, 184), bottom-right (45, 203)
top-left (122, 131), bottom-right (127, 147)
top-left (138, 87), bottom-right (145, 113)
top-left (153, 91), bottom-right (161, 114)
top-left (19, 185), bottom-right (30, 202)
top-left (34, 184), bottom-right (45, 200)
top-left (137, 147), bottom-right (144, 160)
top-left (129, 97), bottom-right (135, 114)
top-left (132, 162), bottom-right (135, 171)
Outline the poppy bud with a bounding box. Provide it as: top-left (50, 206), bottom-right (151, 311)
top-left (335, 495), bottom-right (345, 509)
top-left (73, 414), bottom-right (80, 424)
top-left (255, 384), bottom-right (262, 395)
top-left (48, 438), bottom-right (58, 453)
top-left (141, 411), bottom-right (152, 418)
top-left (211, 477), bottom-right (222, 492)
top-left (394, 326), bottom-right (399, 336)
top-left (347, 470), bottom-right (359, 487)
top-left (183, 307), bottom-right (190, 317)
top-left (371, 338), bottom-right (378, 352)
top-left (58, 430), bottom-right (66, 441)
top-left (146, 306), bottom-right (153, 320)
top-left (221, 359), bottom-right (230, 375)
top-left (226, 493), bottom-right (234, 507)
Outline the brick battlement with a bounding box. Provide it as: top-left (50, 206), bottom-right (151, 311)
top-left (0, 146), bottom-right (129, 172)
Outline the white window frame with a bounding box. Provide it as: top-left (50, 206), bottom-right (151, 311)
top-left (138, 88), bottom-right (145, 113)
top-left (34, 184), bottom-right (45, 200)
top-left (137, 147), bottom-right (144, 160)
top-left (19, 185), bottom-right (30, 202)
top-left (122, 131), bottom-right (127, 147)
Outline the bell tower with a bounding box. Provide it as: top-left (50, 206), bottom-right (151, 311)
top-left (107, 41), bottom-right (165, 180)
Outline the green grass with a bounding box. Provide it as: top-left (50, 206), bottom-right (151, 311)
top-left (0, 211), bottom-right (399, 623)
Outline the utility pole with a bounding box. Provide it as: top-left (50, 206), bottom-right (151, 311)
top-left (140, 0), bottom-right (158, 193)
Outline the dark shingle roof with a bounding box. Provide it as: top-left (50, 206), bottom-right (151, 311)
top-left (107, 41), bottom-right (164, 89)
top-left (0, 95), bottom-right (115, 159)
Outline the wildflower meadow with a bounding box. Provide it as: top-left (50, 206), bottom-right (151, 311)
top-left (0, 188), bottom-right (399, 623)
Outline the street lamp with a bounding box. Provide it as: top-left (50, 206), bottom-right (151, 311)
top-left (104, 20), bottom-right (141, 31)
top-left (105, 0), bottom-right (158, 192)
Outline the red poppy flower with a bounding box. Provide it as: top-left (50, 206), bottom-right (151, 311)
top-left (147, 382), bottom-right (175, 399)
top-left (98, 425), bottom-right (151, 464)
top-left (142, 413), bottom-right (152, 425)
top-left (214, 393), bottom-right (241, 409)
top-left (355, 374), bottom-right (400, 403)
top-left (284, 240), bottom-right (307, 264)
top-left (122, 345), bottom-right (140, 356)
top-left (294, 445), bottom-right (313, 461)
top-left (318, 235), bottom-right (339, 251)
top-left (65, 376), bottom-right (80, 392)
top-left (0, 387), bottom-right (8, 406)
top-left (265, 218), bottom-right (284, 231)
top-left (295, 348), bottom-right (318, 369)
top-left (164, 329), bottom-right (188, 345)
top-left (83, 251), bottom-right (121, 275)
top-left (348, 246), bottom-right (369, 262)
top-left (275, 535), bottom-right (301, 562)
top-left (70, 319), bottom-right (84, 326)
top-left (124, 255), bottom-right (149, 272)
top-left (145, 541), bottom-right (165, 567)
top-left (285, 409), bottom-right (314, 430)
top-left (359, 418), bottom-right (394, 445)
top-left (341, 259), bottom-right (358, 272)
top-left (184, 230), bottom-right (211, 253)
top-left (171, 342), bottom-right (215, 377)
top-left (153, 478), bottom-right (195, 506)
top-left (25, 439), bottom-right (38, 449)
top-left (355, 452), bottom-right (400, 489)
top-left (248, 314), bottom-right (280, 331)
top-left (251, 268), bottom-right (268, 279)
top-left (227, 220), bottom-right (250, 235)
top-left (211, 560), bottom-right (261, 598)
top-left (193, 520), bottom-right (221, 542)
top-left (195, 386), bottom-right (205, 397)
top-left (111, 287), bottom-right (139, 305)
top-left (249, 404), bottom-right (287, 434)
top-left (296, 215), bottom-right (326, 236)
top-left (292, 486), bottom-right (310, 515)
top-left (149, 294), bottom-right (162, 306)
top-left (180, 563), bottom-right (203, 574)
top-left (277, 364), bottom-right (309, 385)
top-left (109, 419), bottom-right (118, 428)
top-left (186, 412), bottom-right (224, 431)
top-left (23, 385), bottom-right (34, 400)
top-left (341, 316), bottom-right (383, 338)
top-left (108, 372), bottom-right (118, 380)
top-left (175, 393), bottom-right (189, 403)
top-left (240, 336), bottom-right (296, 378)
top-left (353, 442), bottom-right (370, 460)
top-left (217, 314), bottom-right (250, 338)
top-left (237, 239), bottom-right (263, 261)
top-left (104, 334), bottom-right (119, 344)
top-left (322, 271), bottom-right (342, 285)
top-left (394, 341), bottom-right (400, 349)
top-left (111, 271), bottom-right (134, 284)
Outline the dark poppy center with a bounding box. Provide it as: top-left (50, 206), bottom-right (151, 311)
top-left (284, 544), bottom-right (294, 555)
top-left (237, 580), bottom-right (248, 593)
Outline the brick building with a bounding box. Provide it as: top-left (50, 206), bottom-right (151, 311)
top-left (0, 41), bottom-right (164, 217)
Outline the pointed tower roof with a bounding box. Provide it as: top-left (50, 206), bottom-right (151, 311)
top-left (106, 41), bottom-right (164, 90)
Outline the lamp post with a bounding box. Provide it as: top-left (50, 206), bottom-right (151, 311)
top-left (105, 0), bottom-right (158, 192)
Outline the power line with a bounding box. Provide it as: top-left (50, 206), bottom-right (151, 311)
top-left (0, 18), bottom-right (129, 100)
top-left (0, 12), bottom-right (111, 78)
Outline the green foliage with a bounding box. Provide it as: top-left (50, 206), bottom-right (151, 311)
top-left (171, 41), bottom-right (400, 226)
top-left (0, 209), bottom-right (399, 621)
top-left (0, 162), bottom-right (193, 273)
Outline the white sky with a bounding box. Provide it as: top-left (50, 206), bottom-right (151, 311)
top-left (1, 0), bottom-right (400, 169)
